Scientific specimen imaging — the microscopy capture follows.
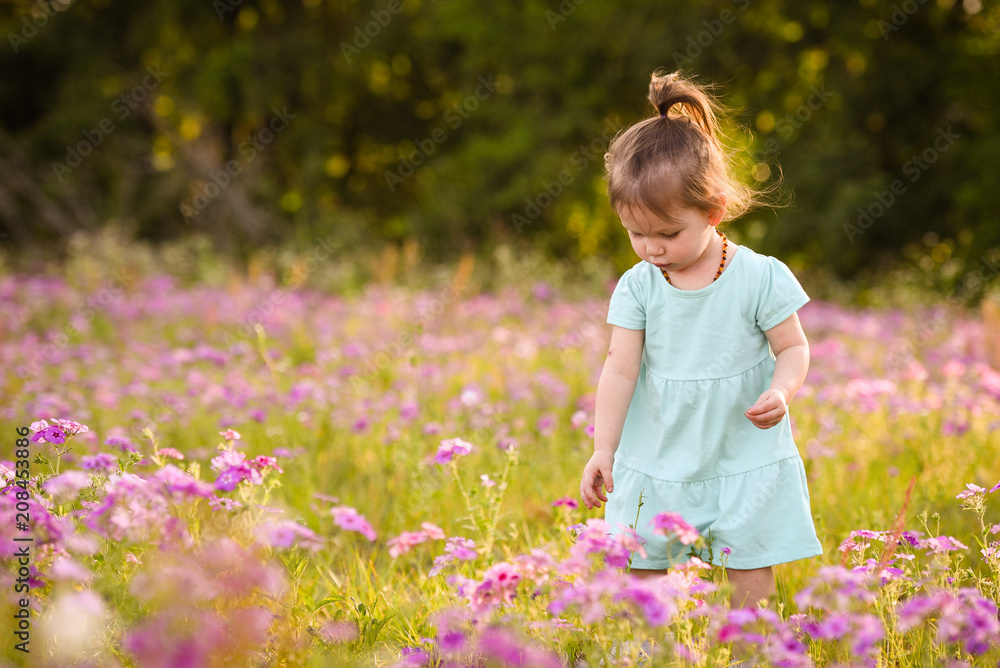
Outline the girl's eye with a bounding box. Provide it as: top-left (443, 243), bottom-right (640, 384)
top-left (663, 232), bottom-right (680, 239)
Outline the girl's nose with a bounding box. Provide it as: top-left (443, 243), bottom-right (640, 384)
top-left (646, 241), bottom-right (664, 258)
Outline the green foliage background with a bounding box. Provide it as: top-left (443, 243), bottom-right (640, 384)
top-left (1, 0), bottom-right (998, 291)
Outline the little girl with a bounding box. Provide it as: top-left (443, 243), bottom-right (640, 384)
top-left (580, 70), bottom-right (823, 611)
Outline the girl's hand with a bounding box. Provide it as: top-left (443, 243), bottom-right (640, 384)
top-left (745, 389), bottom-right (787, 429)
top-left (580, 450), bottom-right (615, 509)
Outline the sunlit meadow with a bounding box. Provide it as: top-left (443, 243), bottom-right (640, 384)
top-left (2, 242), bottom-right (1000, 667)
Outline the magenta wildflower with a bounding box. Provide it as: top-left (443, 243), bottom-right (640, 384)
top-left (956, 483), bottom-right (987, 499)
top-left (106, 436), bottom-right (139, 453)
top-left (393, 646), bottom-right (430, 667)
top-left (219, 428), bottom-right (242, 441)
top-left (81, 452), bottom-right (118, 472)
top-left (430, 537), bottom-right (478, 576)
top-left (43, 470), bottom-right (92, 502)
top-left (920, 535), bottom-right (969, 553)
top-left (318, 620), bottom-right (359, 644)
top-left (209, 497), bottom-right (242, 511)
top-left (497, 437), bottom-right (520, 451)
top-left (562, 518), bottom-right (647, 573)
top-left (158, 447), bottom-right (185, 460)
top-left (480, 474), bottom-right (496, 488)
top-left (31, 424), bottom-right (66, 445)
top-left (551, 496), bottom-right (579, 510)
top-left (614, 574), bottom-right (684, 626)
top-left (210, 450), bottom-right (268, 491)
top-left (434, 438), bottom-right (473, 465)
top-left (257, 520), bottom-right (324, 551)
top-left (897, 589), bottom-right (1000, 655)
top-left (49, 555), bottom-right (92, 583)
top-left (475, 628), bottom-right (563, 668)
top-left (330, 505), bottom-right (377, 541)
top-left (650, 511), bottom-right (700, 545)
top-left (387, 532), bottom-right (427, 558)
top-left (548, 566), bottom-right (623, 623)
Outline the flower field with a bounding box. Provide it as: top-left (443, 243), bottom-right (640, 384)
top-left (2, 256), bottom-right (1000, 667)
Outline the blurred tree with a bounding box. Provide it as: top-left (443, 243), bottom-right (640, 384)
top-left (0, 0), bottom-right (997, 293)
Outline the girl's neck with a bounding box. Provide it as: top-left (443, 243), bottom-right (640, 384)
top-left (664, 230), bottom-right (731, 291)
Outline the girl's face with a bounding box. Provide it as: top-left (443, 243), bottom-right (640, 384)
top-left (621, 204), bottom-right (725, 274)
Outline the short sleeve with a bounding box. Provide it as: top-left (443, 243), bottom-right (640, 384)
top-left (607, 268), bottom-right (646, 330)
top-left (755, 257), bottom-right (810, 331)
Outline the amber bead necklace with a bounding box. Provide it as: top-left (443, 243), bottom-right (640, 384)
top-left (660, 229), bottom-right (727, 286)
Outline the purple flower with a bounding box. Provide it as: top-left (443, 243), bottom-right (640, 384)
top-left (106, 436), bottom-right (139, 453)
top-left (551, 496), bottom-right (579, 510)
top-left (956, 483), bottom-right (987, 499)
top-left (81, 452), bottom-right (118, 472)
top-left (42, 470), bottom-right (92, 502)
top-left (158, 448), bottom-right (185, 460)
top-left (330, 505), bottom-right (377, 541)
top-left (31, 425), bottom-right (66, 445)
top-left (434, 438), bottom-right (473, 465)
top-left (393, 647), bottom-right (430, 667)
top-left (318, 620), bottom-right (359, 644)
top-left (649, 512), bottom-right (700, 545)
top-left (257, 520), bottom-right (324, 551)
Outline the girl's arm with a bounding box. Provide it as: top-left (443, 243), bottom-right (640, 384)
top-left (746, 312), bottom-right (810, 429)
top-left (581, 325), bottom-right (645, 509)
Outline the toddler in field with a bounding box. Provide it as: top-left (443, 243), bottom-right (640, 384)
top-left (579, 70), bottom-right (823, 618)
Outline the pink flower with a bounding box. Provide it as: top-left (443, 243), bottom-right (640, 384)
top-left (250, 455), bottom-right (284, 474)
top-left (650, 512), bottom-right (700, 545)
top-left (209, 497), bottom-right (242, 511)
top-left (49, 556), bottom-right (92, 583)
top-left (429, 537), bottom-right (477, 576)
top-left (330, 505), bottom-right (376, 541)
top-left (942, 360), bottom-right (967, 378)
top-left (480, 474), bottom-right (496, 488)
top-left (53, 419), bottom-right (87, 436)
top-left (81, 453), bottom-right (117, 472)
top-left (151, 465), bottom-right (215, 498)
top-left (921, 535), bottom-right (969, 553)
top-left (210, 450), bottom-right (263, 491)
top-left (318, 620), bottom-right (359, 644)
top-left (434, 438), bottom-right (473, 465)
top-left (387, 522), bottom-right (445, 557)
top-left (158, 448), bottom-right (185, 460)
top-left (387, 531), bottom-right (428, 558)
top-left (551, 496), bottom-right (579, 510)
top-left (31, 425), bottom-right (66, 445)
top-left (219, 429), bottom-right (242, 441)
top-left (957, 483), bottom-right (986, 499)
top-left (420, 522), bottom-right (446, 540)
top-left (43, 470), bottom-right (92, 502)
top-left (257, 520), bottom-right (324, 551)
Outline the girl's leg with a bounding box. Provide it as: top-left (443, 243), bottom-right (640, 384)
top-left (628, 568), bottom-right (672, 579)
top-left (726, 567), bottom-right (776, 666)
top-left (726, 566), bottom-right (775, 608)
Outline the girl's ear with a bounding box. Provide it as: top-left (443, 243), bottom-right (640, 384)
top-left (707, 194), bottom-right (727, 226)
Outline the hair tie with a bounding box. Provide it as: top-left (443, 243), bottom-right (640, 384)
top-left (659, 114), bottom-right (666, 118)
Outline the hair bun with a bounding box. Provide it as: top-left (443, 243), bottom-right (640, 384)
top-left (647, 70), bottom-right (715, 137)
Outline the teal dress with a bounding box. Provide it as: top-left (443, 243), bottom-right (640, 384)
top-left (605, 244), bottom-right (823, 570)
